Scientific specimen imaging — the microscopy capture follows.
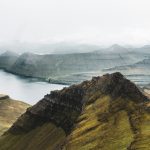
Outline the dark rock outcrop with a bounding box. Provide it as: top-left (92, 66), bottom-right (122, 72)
top-left (8, 72), bottom-right (148, 135)
top-left (0, 94), bottom-right (9, 100)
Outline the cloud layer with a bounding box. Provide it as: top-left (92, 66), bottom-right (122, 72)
top-left (0, 0), bottom-right (150, 46)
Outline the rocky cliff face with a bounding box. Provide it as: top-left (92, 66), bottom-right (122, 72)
top-left (8, 85), bottom-right (85, 134)
top-left (0, 72), bottom-right (149, 150)
top-left (0, 51), bottom-right (137, 84)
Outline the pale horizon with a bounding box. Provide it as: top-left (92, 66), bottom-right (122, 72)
top-left (0, 0), bottom-right (150, 49)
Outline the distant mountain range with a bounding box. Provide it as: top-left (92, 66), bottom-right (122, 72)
top-left (0, 47), bottom-right (148, 84)
top-left (104, 58), bottom-right (150, 71)
top-left (0, 42), bottom-right (101, 54)
top-left (1, 43), bottom-right (150, 54)
top-left (103, 57), bottom-right (150, 86)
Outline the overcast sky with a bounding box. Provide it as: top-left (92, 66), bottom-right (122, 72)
top-left (0, 0), bottom-right (150, 46)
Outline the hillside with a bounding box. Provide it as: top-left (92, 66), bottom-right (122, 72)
top-left (0, 94), bottom-right (30, 136)
top-left (0, 51), bottom-right (18, 70)
top-left (8, 52), bottom-right (128, 79)
top-left (0, 49), bottom-right (145, 84)
top-left (103, 58), bottom-right (150, 86)
top-left (0, 72), bottom-right (149, 150)
top-left (106, 58), bottom-right (150, 71)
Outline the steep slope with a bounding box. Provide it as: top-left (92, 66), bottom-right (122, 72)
top-left (103, 58), bottom-right (150, 87)
top-left (0, 94), bottom-right (30, 136)
top-left (106, 58), bottom-right (150, 71)
top-left (9, 52), bottom-right (42, 77)
top-left (0, 72), bottom-right (149, 150)
top-left (3, 51), bottom-right (138, 84)
top-left (0, 51), bottom-right (19, 70)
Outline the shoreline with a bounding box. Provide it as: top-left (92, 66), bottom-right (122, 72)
top-left (0, 68), bottom-right (70, 85)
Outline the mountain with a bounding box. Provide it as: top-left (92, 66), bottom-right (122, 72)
top-left (0, 94), bottom-right (30, 136)
top-left (47, 42), bottom-right (101, 54)
top-left (94, 44), bottom-right (131, 54)
top-left (0, 50), bottom-right (141, 84)
top-left (134, 45), bottom-right (150, 54)
top-left (136, 58), bottom-right (150, 66)
top-left (1, 51), bottom-right (18, 57)
top-left (8, 52), bottom-right (42, 77)
top-left (0, 72), bottom-right (150, 150)
top-left (106, 44), bottom-right (130, 53)
top-left (103, 58), bottom-right (150, 86)
top-left (0, 51), bottom-right (19, 70)
top-left (0, 42), bottom-right (101, 54)
top-left (0, 44), bottom-right (149, 85)
top-left (104, 58), bottom-right (150, 72)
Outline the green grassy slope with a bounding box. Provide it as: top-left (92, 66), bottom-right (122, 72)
top-left (65, 95), bottom-right (150, 150)
top-left (0, 95), bottom-right (30, 136)
top-left (0, 73), bottom-right (149, 150)
top-left (0, 123), bottom-right (66, 150)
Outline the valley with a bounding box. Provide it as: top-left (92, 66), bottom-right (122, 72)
top-left (0, 70), bottom-right (66, 104)
top-left (0, 45), bottom-right (150, 149)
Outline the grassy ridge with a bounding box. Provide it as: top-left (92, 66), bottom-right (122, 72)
top-left (1, 94), bottom-right (150, 150)
top-left (65, 94), bottom-right (150, 150)
top-left (0, 123), bottom-right (66, 150)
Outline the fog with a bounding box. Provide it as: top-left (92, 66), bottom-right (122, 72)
top-left (0, 0), bottom-right (150, 52)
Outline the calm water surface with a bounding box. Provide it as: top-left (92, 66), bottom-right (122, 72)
top-left (0, 70), bottom-right (67, 105)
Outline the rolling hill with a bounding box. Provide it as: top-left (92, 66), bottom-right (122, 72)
top-left (0, 51), bottom-right (18, 70)
top-left (0, 94), bottom-right (30, 136)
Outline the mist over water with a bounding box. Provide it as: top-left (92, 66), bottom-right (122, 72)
top-left (0, 70), bottom-right (66, 105)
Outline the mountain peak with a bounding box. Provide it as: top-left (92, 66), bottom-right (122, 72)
top-left (110, 44), bottom-right (124, 48)
top-left (108, 44), bottom-right (128, 52)
top-left (111, 44), bottom-right (122, 48)
top-left (1, 51), bottom-right (18, 57)
top-left (7, 72), bottom-right (147, 134)
top-left (21, 52), bottom-right (35, 57)
top-left (1, 72), bottom-right (149, 150)
top-left (88, 72), bottom-right (147, 102)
